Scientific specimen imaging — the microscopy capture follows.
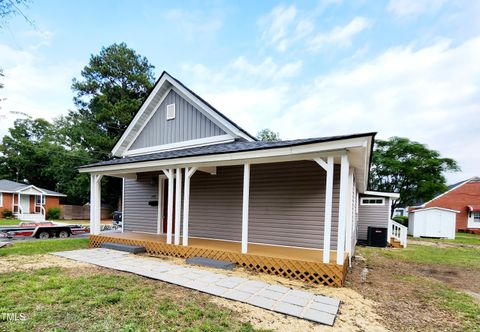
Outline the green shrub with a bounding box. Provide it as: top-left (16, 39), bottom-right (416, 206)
top-left (2, 209), bottom-right (13, 219)
top-left (46, 207), bottom-right (61, 220)
top-left (393, 215), bottom-right (409, 227)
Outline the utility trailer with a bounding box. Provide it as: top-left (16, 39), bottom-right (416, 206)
top-left (0, 222), bottom-right (90, 239)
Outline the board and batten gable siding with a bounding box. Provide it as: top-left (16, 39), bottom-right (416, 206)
top-left (123, 173), bottom-right (159, 233)
top-left (129, 90), bottom-right (227, 151)
top-left (357, 194), bottom-right (390, 240)
top-left (187, 161), bottom-right (340, 249)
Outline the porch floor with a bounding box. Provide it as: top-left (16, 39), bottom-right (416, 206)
top-left (89, 232), bottom-right (349, 286)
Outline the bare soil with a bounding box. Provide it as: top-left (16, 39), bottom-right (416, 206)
top-left (347, 248), bottom-right (480, 331)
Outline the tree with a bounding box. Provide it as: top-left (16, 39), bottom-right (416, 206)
top-left (369, 137), bottom-right (460, 214)
top-left (62, 43), bottom-right (155, 207)
top-left (0, 117), bottom-right (92, 204)
top-left (256, 128), bottom-right (281, 142)
top-left (0, 0), bottom-right (33, 29)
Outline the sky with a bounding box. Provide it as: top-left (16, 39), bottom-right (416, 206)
top-left (0, 0), bottom-right (479, 183)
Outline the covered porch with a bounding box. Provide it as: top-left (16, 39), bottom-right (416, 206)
top-left (82, 134), bottom-right (374, 287)
top-left (89, 232), bottom-right (348, 286)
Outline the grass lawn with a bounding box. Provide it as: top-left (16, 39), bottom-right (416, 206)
top-left (412, 232), bottom-right (480, 245)
top-left (0, 219), bottom-right (19, 226)
top-left (0, 238), bottom-right (89, 257)
top-left (352, 245), bottom-right (480, 331)
top-left (0, 267), bottom-right (258, 332)
top-left (379, 244), bottom-right (480, 269)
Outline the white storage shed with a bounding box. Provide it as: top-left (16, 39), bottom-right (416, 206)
top-left (408, 207), bottom-right (458, 239)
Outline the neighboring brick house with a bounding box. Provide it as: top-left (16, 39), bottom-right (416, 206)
top-left (0, 179), bottom-right (66, 221)
top-left (420, 177), bottom-right (480, 230)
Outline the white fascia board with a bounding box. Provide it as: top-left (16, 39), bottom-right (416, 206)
top-left (111, 75), bottom-right (168, 156)
top-left (18, 185), bottom-right (47, 195)
top-left (123, 135), bottom-right (234, 157)
top-left (413, 207), bottom-right (460, 213)
top-left (364, 190), bottom-right (400, 199)
top-left (80, 136), bottom-right (368, 174)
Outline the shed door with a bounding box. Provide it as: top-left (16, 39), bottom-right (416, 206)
top-left (426, 211), bottom-right (442, 237)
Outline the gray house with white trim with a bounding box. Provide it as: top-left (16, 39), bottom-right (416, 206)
top-left (79, 72), bottom-right (404, 285)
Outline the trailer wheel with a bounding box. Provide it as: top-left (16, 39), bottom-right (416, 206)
top-left (38, 231), bottom-right (50, 239)
top-left (57, 230), bottom-right (70, 238)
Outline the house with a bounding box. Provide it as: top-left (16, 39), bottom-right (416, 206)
top-left (418, 177), bottom-right (480, 231)
top-left (0, 179), bottom-right (66, 221)
top-left (79, 71), bottom-right (406, 286)
top-left (357, 191), bottom-right (406, 247)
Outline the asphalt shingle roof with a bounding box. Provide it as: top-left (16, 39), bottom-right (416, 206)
top-left (81, 132), bottom-right (376, 169)
top-left (0, 179), bottom-right (66, 196)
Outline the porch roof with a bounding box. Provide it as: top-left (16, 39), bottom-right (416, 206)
top-left (81, 132), bottom-right (376, 169)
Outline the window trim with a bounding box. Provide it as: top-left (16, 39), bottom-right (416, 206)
top-left (35, 195), bottom-right (46, 205)
top-left (0, 192), bottom-right (2, 207)
top-left (360, 197), bottom-right (385, 206)
top-left (473, 212), bottom-right (480, 223)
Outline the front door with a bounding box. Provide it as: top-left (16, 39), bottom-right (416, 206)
top-left (20, 194), bottom-right (30, 213)
top-left (162, 180), bottom-right (176, 234)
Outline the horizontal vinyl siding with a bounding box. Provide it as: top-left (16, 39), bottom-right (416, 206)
top-left (124, 173), bottom-right (159, 233)
top-left (189, 166), bottom-right (243, 241)
top-left (249, 161), bottom-right (339, 250)
top-left (357, 195), bottom-right (389, 240)
top-left (187, 161), bottom-right (340, 249)
top-left (130, 90), bottom-right (226, 150)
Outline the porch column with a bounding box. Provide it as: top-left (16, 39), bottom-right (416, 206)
top-left (182, 167), bottom-right (197, 246)
top-left (174, 168), bottom-right (182, 245)
top-left (162, 169), bottom-right (174, 244)
top-left (241, 164), bottom-right (250, 254)
top-left (90, 174), bottom-right (103, 235)
top-left (336, 154), bottom-right (349, 265)
top-left (314, 156), bottom-right (334, 264)
top-left (345, 168), bottom-right (354, 265)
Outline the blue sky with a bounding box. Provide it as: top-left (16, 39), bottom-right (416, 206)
top-left (0, 0), bottom-right (479, 183)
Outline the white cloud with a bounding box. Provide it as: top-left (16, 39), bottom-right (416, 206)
top-left (259, 4), bottom-right (369, 53)
top-left (387, 0), bottom-right (448, 18)
top-left (0, 42), bottom-right (81, 139)
top-left (275, 37), bottom-right (480, 182)
top-left (308, 17), bottom-right (371, 51)
top-left (259, 4), bottom-right (297, 50)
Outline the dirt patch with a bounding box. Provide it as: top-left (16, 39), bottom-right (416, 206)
top-left (0, 254), bottom-right (91, 273)
top-left (347, 248), bottom-right (479, 331)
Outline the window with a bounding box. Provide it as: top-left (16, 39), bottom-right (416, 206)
top-left (473, 212), bottom-right (480, 224)
top-left (166, 104), bottom-right (175, 120)
top-left (0, 193), bottom-right (2, 207)
top-left (360, 197), bottom-right (385, 205)
top-left (36, 195), bottom-right (46, 205)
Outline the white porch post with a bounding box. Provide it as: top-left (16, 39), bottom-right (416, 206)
top-left (174, 168), bottom-right (182, 245)
top-left (90, 174), bottom-right (103, 235)
top-left (182, 167), bottom-right (197, 246)
top-left (162, 169), bottom-right (174, 244)
top-left (314, 156), bottom-right (334, 264)
top-left (345, 169), bottom-right (354, 265)
top-left (241, 164), bottom-right (250, 254)
top-left (156, 176), bottom-right (163, 235)
top-left (337, 154), bottom-right (349, 265)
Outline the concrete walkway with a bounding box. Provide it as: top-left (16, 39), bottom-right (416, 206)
top-left (53, 248), bottom-right (340, 326)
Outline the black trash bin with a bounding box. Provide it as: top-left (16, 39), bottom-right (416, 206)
top-left (367, 226), bottom-right (388, 247)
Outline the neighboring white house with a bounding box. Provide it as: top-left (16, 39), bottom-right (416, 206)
top-left (408, 207), bottom-right (458, 239)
